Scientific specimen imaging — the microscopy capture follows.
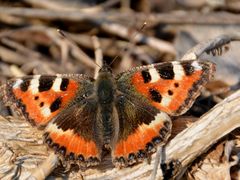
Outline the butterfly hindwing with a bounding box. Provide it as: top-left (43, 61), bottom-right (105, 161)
top-left (3, 74), bottom-right (94, 127)
top-left (116, 60), bottom-right (215, 116)
top-left (44, 99), bottom-right (102, 167)
top-left (112, 95), bottom-right (172, 167)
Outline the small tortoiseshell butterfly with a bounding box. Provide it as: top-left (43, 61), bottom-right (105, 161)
top-left (2, 60), bottom-right (215, 168)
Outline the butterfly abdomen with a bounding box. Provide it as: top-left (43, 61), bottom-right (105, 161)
top-left (95, 68), bottom-right (118, 147)
top-left (100, 105), bottom-right (115, 146)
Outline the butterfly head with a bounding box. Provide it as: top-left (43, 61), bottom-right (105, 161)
top-left (99, 61), bottom-right (112, 74)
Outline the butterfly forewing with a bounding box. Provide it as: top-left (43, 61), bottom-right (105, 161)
top-left (116, 60), bottom-right (215, 116)
top-left (3, 74), bottom-right (94, 127)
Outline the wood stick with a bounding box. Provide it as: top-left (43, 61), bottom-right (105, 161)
top-left (0, 7), bottom-right (240, 25)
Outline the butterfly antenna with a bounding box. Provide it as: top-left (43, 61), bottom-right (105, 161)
top-left (57, 29), bottom-right (101, 68)
top-left (139, 21), bottom-right (147, 32)
top-left (109, 53), bottom-right (120, 66)
top-left (109, 21), bottom-right (147, 66)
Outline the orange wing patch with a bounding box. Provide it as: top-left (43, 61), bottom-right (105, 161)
top-left (131, 69), bottom-right (204, 115)
top-left (46, 123), bottom-right (99, 159)
top-left (114, 123), bottom-right (162, 157)
top-left (12, 79), bottom-right (78, 126)
top-left (113, 112), bottom-right (171, 166)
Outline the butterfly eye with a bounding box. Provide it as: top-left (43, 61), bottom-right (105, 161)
top-left (82, 92), bottom-right (91, 99)
top-left (117, 96), bottom-right (125, 104)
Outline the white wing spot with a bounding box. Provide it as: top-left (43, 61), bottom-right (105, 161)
top-left (13, 79), bottom-right (23, 89)
top-left (149, 67), bottom-right (160, 83)
top-left (41, 106), bottom-right (51, 117)
top-left (46, 123), bottom-right (73, 135)
top-left (150, 112), bottom-right (170, 127)
top-left (172, 62), bottom-right (184, 80)
top-left (192, 61), bottom-right (202, 70)
top-left (139, 112), bottom-right (171, 134)
top-left (52, 77), bottom-right (62, 92)
top-left (161, 96), bottom-right (172, 106)
top-left (30, 75), bottom-right (41, 94)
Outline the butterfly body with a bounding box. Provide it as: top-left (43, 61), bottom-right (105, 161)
top-left (2, 60), bottom-right (215, 168)
top-left (94, 65), bottom-right (118, 152)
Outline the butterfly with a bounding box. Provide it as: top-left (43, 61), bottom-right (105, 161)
top-left (1, 60), bottom-right (215, 168)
